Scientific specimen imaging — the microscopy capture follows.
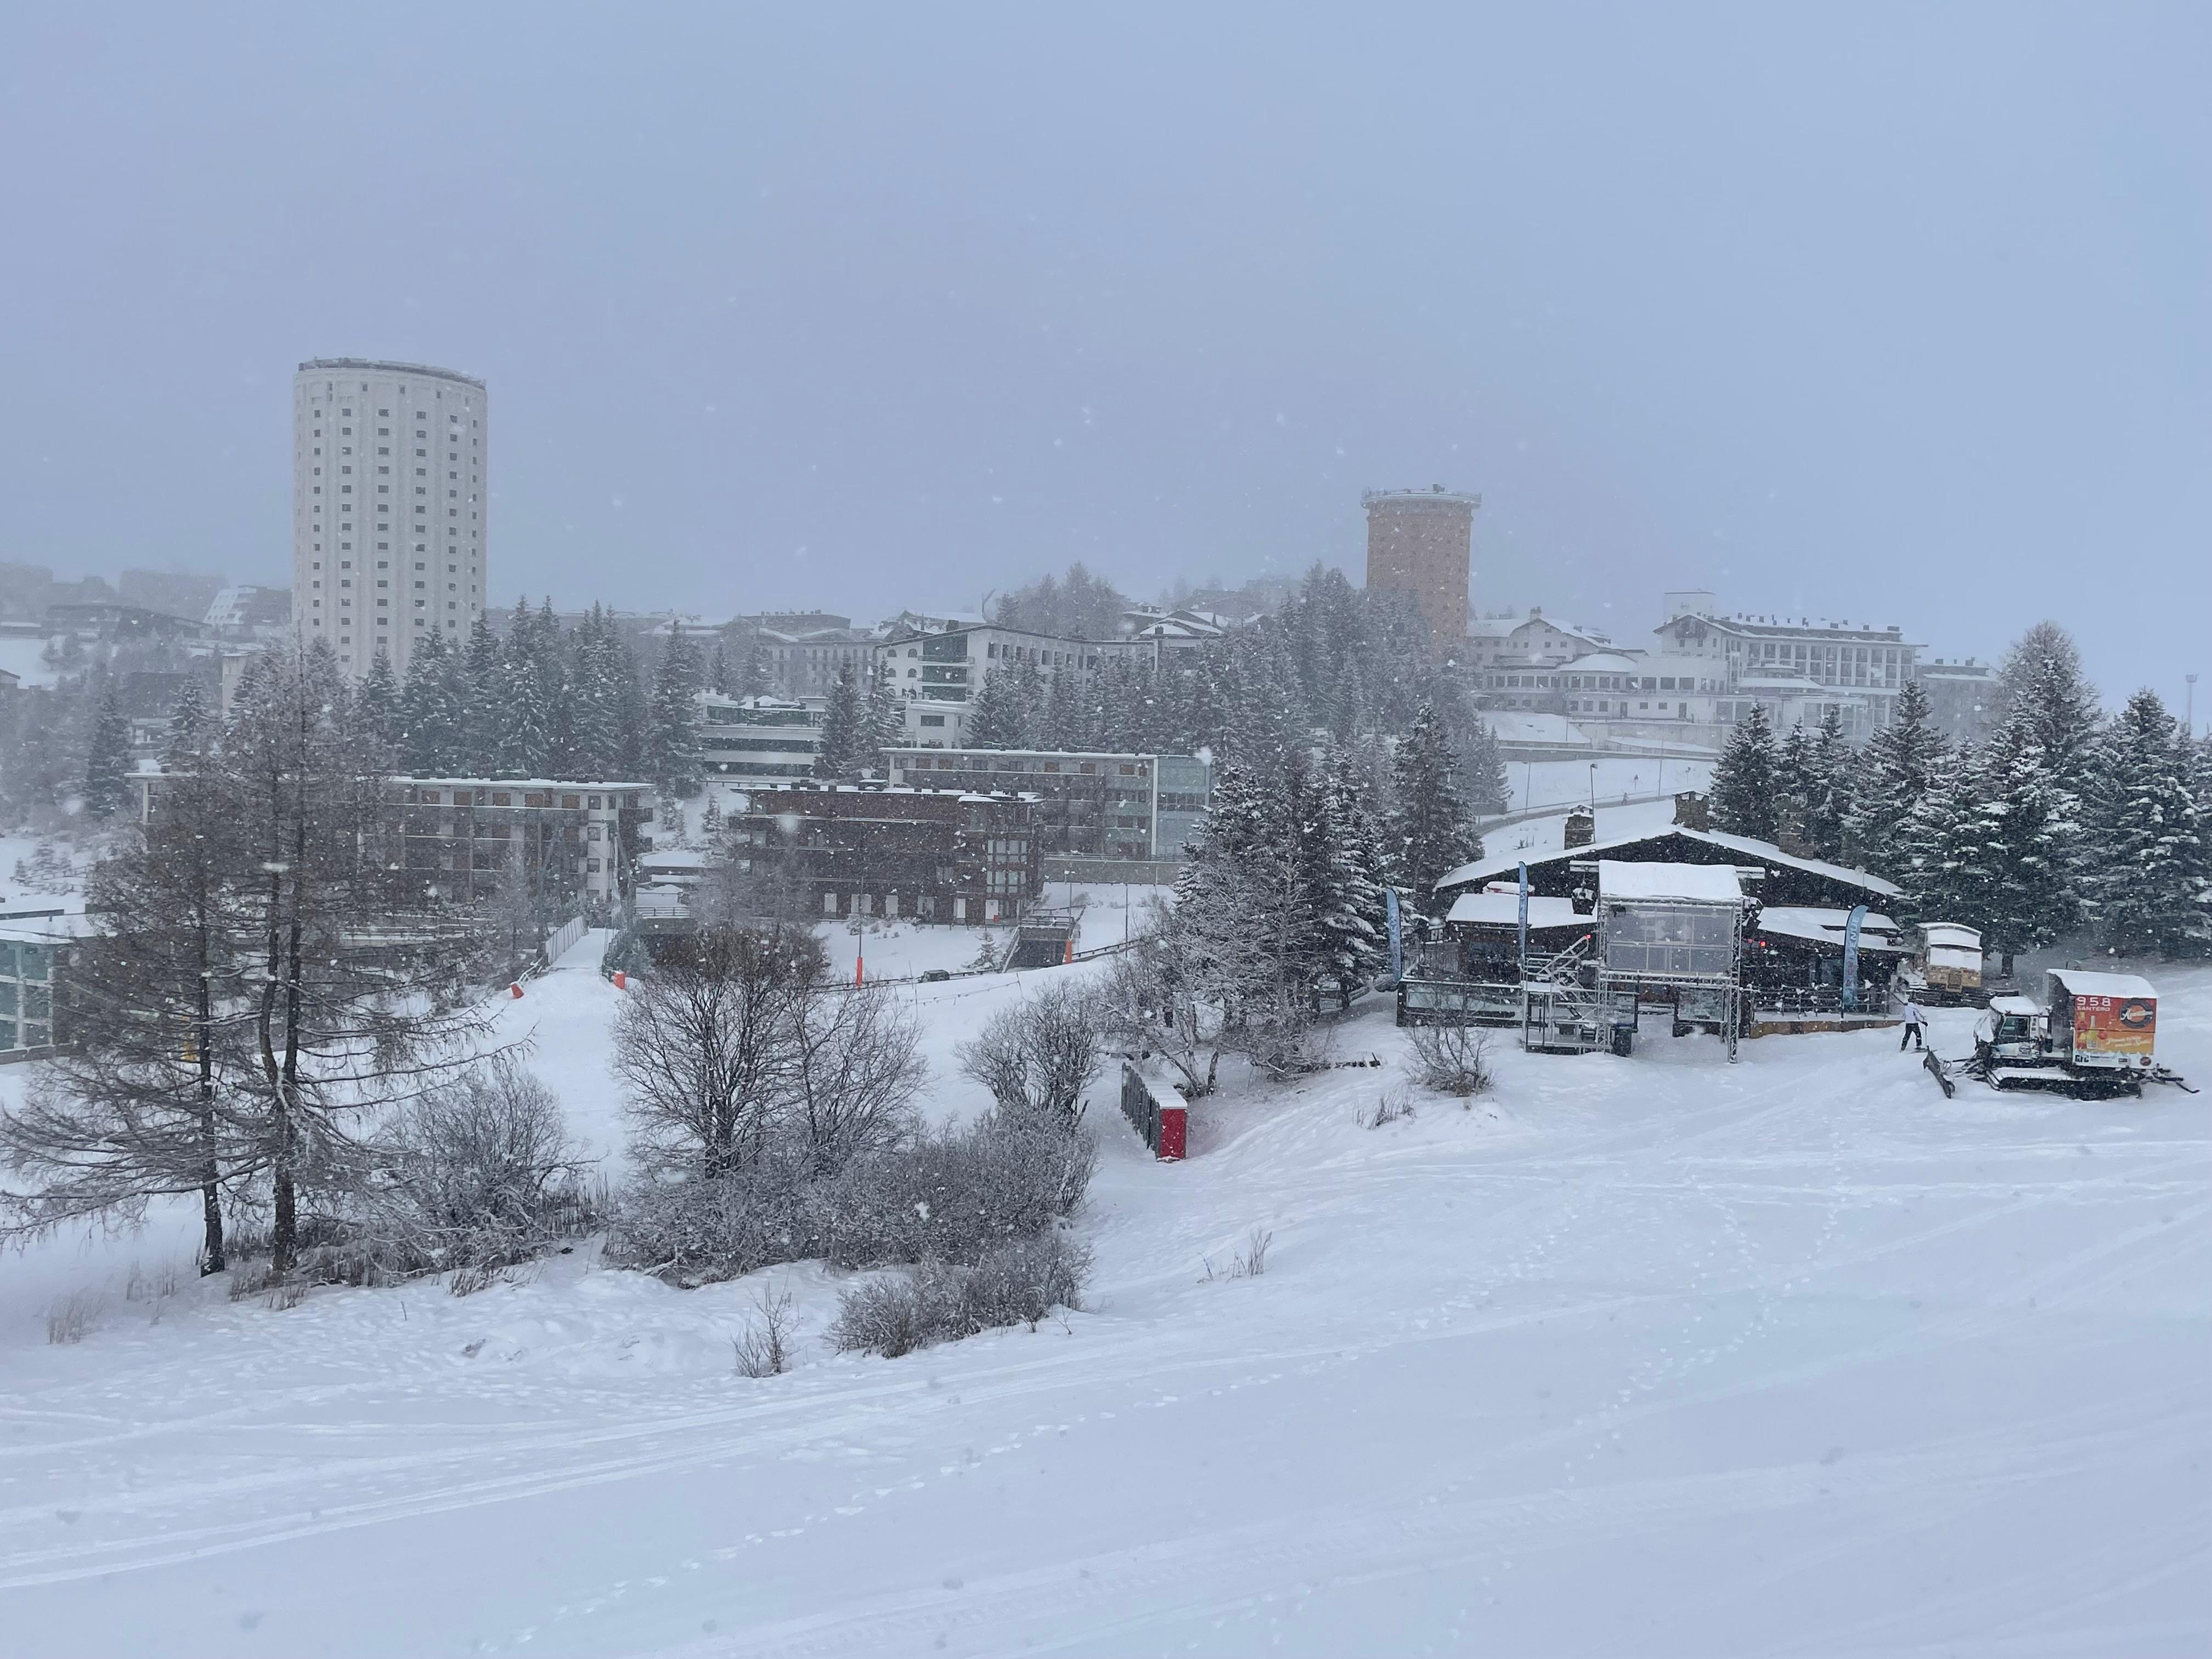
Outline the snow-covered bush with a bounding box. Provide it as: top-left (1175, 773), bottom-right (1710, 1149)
top-left (826, 1232), bottom-right (1091, 1358)
top-left (956, 982), bottom-right (1103, 1129)
top-left (607, 1108), bottom-right (1096, 1289)
top-left (210, 1063), bottom-right (594, 1293)
top-left (1407, 1025), bottom-right (1493, 1097)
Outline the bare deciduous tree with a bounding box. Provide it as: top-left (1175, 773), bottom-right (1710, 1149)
top-left (787, 986), bottom-right (926, 1173)
top-left (957, 980), bottom-right (1103, 1128)
top-left (611, 923), bottom-right (825, 1176)
top-left (1096, 922), bottom-right (1223, 1099)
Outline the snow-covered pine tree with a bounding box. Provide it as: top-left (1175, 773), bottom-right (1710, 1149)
top-left (1709, 704), bottom-right (1780, 841)
top-left (646, 632), bottom-right (705, 796)
top-left (1995, 621), bottom-right (2100, 794)
top-left (1849, 677), bottom-right (1945, 877)
top-left (1390, 701), bottom-right (1480, 895)
top-left (563, 607), bottom-right (623, 778)
top-left (709, 641), bottom-right (732, 696)
top-left (1901, 747), bottom-right (1990, 932)
top-left (738, 639), bottom-right (772, 698)
top-left (1310, 749), bottom-right (1387, 986)
top-left (463, 613), bottom-right (505, 774)
top-left (163, 676), bottom-right (213, 770)
top-left (1459, 715), bottom-right (1512, 816)
top-left (2093, 690), bottom-right (2200, 957)
top-left (1773, 721), bottom-right (1815, 850)
top-left (357, 651), bottom-right (400, 751)
top-left (399, 627), bottom-right (468, 775)
top-left (80, 682), bottom-right (132, 820)
top-left (1961, 715), bottom-right (2086, 970)
top-left (965, 665), bottom-right (1026, 748)
top-left (863, 669), bottom-right (904, 765)
top-left (495, 600), bottom-right (556, 779)
top-left (2189, 732), bottom-right (2212, 945)
top-left (815, 664), bottom-right (863, 779)
top-left (1797, 707), bottom-right (1853, 861)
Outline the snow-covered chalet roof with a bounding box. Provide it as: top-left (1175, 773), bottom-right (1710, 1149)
top-left (1434, 826), bottom-right (1902, 900)
top-left (1753, 906), bottom-right (1910, 953)
top-left (1598, 861), bottom-right (1741, 903)
top-left (1444, 892), bottom-right (1584, 930)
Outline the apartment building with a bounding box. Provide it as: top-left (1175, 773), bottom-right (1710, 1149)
top-left (882, 749), bottom-right (1212, 863)
top-left (292, 359), bottom-right (486, 680)
top-left (726, 783), bottom-right (1041, 923)
top-left (131, 774), bottom-right (652, 909)
top-left (874, 623), bottom-right (1131, 704)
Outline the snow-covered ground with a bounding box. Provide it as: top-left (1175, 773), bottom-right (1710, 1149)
top-left (1, 939), bottom-right (2206, 1656)
top-left (1495, 757), bottom-right (1714, 820)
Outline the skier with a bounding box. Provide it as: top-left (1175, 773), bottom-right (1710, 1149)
top-left (1898, 997), bottom-right (1928, 1052)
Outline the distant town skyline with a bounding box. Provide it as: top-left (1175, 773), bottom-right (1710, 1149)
top-left (2, 8), bottom-right (2203, 709)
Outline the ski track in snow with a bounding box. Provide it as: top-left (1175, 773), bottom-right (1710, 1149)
top-left (0, 955), bottom-right (2205, 1657)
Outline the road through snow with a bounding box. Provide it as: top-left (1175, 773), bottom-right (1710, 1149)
top-left (0, 962), bottom-right (2205, 1657)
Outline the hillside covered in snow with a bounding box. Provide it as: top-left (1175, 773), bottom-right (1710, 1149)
top-left (1, 931), bottom-right (2205, 1657)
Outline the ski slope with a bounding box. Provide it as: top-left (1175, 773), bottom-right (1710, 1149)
top-left (1, 957), bottom-right (2205, 1657)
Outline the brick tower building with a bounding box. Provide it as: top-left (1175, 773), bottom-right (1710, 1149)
top-left (1363, 486), bottom-right (1479, 646)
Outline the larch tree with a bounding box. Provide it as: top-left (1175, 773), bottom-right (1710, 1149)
top-left (3, 682), bottom-right (253, 1272)
top-left (221, 642), bottom-right (498, 1273)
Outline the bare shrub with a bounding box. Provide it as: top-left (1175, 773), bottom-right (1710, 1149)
top-left (732, 1283), bottom-right (795, 1377)
top-left (392, 1061), bottom-right (585, 1241)
top-left (1201, 1226), bottom-right (1275, 1283)
top-left (205, 1064), bottom-right (592, 1296)
top-left (1237, 1227), bottom-right (1273, 1277)
top-left (122, 1261), bottom-right (182, 1304)
top-left (227, 1261), bottom-right (283, 1301)
top-left (1364, 1086), bottom-right (1414, 1129)
top-left (44, 1288), bottom-right (102, 1345)
top-left (263, 1279), bottom-right (306, 1312)
top-left (827, 1232), bottom-right (1091, 1358)
top-left (957, 981), bottom-right (1103, 1130)
top-left (607, 1108), bottom-right (1096, 1287)
top-left (1409, 1024), bottom-right (1493, 1097)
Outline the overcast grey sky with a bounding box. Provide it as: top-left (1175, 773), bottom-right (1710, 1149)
top-left (2, 6), bottom-right (2204, 703)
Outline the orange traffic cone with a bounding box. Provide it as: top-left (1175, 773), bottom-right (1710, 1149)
top-left (509, 983), bottom-right (523, 999)
top-left (612, 970), bottom-right (627, 991)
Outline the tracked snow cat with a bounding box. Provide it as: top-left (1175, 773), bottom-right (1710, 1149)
top-left (1923, 969), bottom-right (2194, 1099)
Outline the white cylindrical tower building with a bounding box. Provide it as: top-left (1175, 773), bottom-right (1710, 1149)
top-left (292, 359), bottom-right (488, 680)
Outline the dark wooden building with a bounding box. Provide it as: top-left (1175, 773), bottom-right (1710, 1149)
top-left (728, 783), bottom-right (1041, 924)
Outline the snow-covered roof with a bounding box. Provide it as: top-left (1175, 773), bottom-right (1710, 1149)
top-left (1599, 861), bottom-right (1741, 903)
top-left (1753, 907), bottom-right (1911, 952)
top-left (639, 849), bottom-right (709, 869)
top-left (1444, 893), bottom-right (1585, 930)
top-left (1559, 651), bottom-right (1642, 673)
top-left (1921, 922), bottom-right (1981, 947)
top-left (2046, 969), bottom-right (2157, 1000)
top-left (1465, 616), bottom-right (1523, 640)
top-left (1989, 995), bottom-right (2043, 1017)
top-left (1435, 826), bottom-right (1901, 899)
